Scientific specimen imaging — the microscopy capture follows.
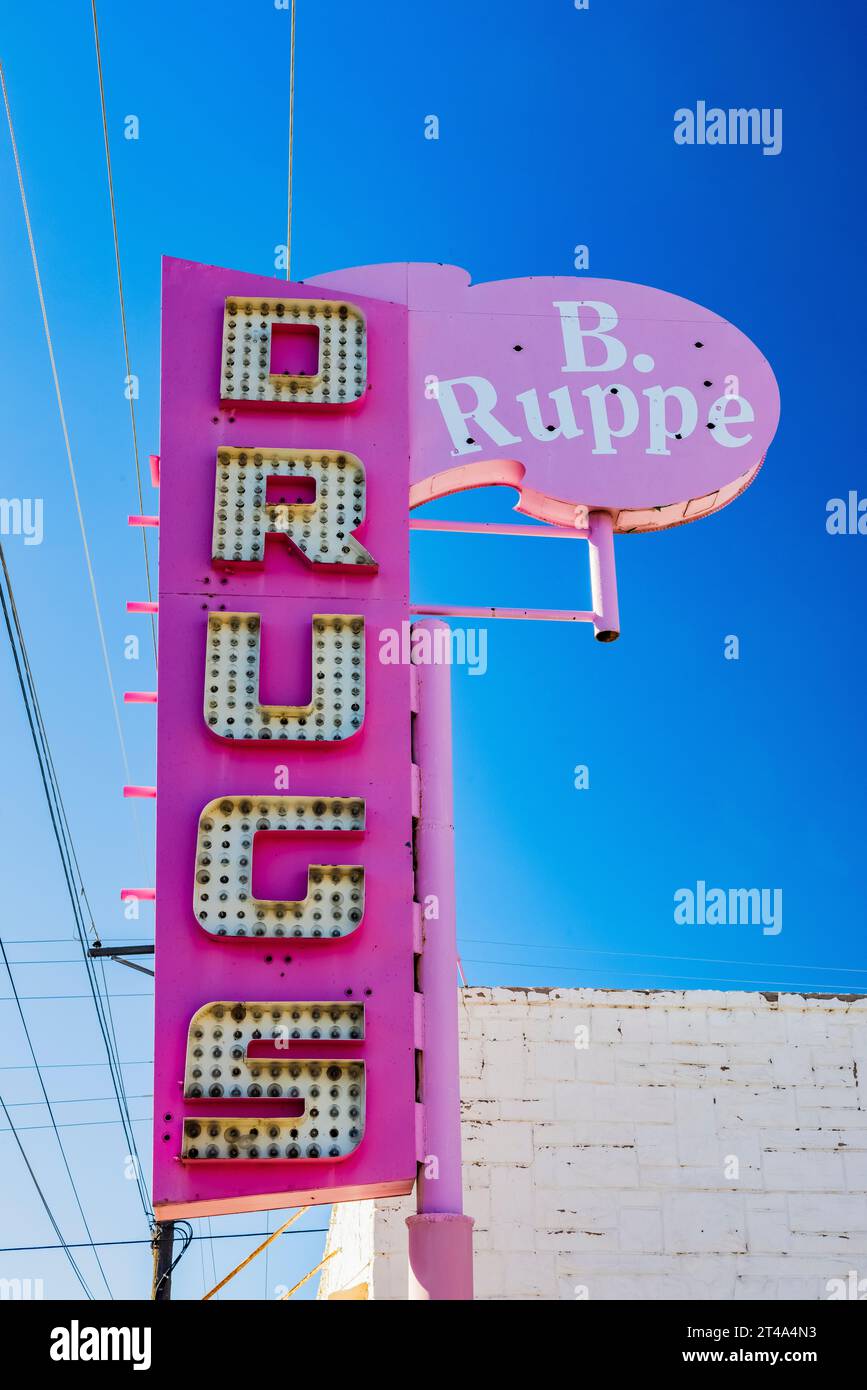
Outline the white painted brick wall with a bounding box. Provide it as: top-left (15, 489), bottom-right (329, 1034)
top-left (318, 988), bottom-right (867, 1301)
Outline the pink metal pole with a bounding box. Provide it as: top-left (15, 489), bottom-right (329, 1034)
top-left (410, 519), bottom-right (587, 540)
top-left (588, 509), bottom-right (621, 642)
top-left (410, 604), bottom-right (593, 624)
top-left (407, 619), bottom-right (474, 1301)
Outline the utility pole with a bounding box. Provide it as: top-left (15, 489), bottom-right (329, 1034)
top-left (150, 1220), bottom-right (175, 1301)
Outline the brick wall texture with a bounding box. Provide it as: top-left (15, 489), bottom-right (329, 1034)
top-left (319, 987), bottom-right (867, 1301)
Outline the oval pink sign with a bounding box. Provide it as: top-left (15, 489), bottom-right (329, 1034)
top-left (309, 263), bottom-right (780, 533)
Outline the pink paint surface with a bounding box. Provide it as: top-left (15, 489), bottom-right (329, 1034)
top-left (308, 263), bottom-right (780, 532)
top-left (153, 259), bottom-right (416, 1218)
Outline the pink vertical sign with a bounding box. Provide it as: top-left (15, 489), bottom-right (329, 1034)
top-left (152, 258), bottom-right (417, 1218)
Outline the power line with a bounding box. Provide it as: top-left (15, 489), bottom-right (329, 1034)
top-left (0, 1094), bottom-right (95, 1299)
top-left (14, 940), bottom-right (866, 982)
top-left (1, 1116), bottom-right (152, 1134)
top-left (286, 0), bottom-right (296, 278)
top-left (0, 1059), bottom-right (152, 1072)
top-left (0, 542), bottom-right (152, 1221)
top-left (199, 1217), bottom-right (208, 1298)
top-left (460, 958), bottom-right (867, 993)
top-left (202, 1210), bottom-right (304, 1300)
top-left (95, 951), bottom-right (151, 1218)
top-left (0, 992), bottom-right (152, 1001)
top-left (89, 0), bottom-right (157, 669)
top-left (0, 56), bottom-right (150, 879)
top-left (153, 1220), bottom-right (194, 1297)
top-left (0, 1229), bottom-right (330, 1253)
top-left (1, 938), bottom-right (153, 945)
top-left (460, 937), bottom-right (867, 976)
top-left (3, 1094), bottom-right (151, 1109)
top-left (2, 959), bottom-right (117, 966)
top-left (206, 1216), bottom-right (219, 1298)
top-left (0, 940), bottom-right (114, 1297)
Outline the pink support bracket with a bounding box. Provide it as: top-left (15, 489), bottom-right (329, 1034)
top-left (120, 888), bottom-right (156, 902)
top-left (128, 514), bottom-right (159, 528)
top-left (126, 601), bottom-right (159, 614)
top-left (409, 508), bottom-right (621, 639)
top-left (124, 691), bottom-right (158, 704)
top-left (410, 604), bottom-right (593, 624)
top-left (410, 520), bottom-right (587, 540)
top-left (588, 509), bottom-right (620, 642)
top-left (149, 454), bottom-right (160, 488)
top-left (123, 785), bottom-right (156, 799)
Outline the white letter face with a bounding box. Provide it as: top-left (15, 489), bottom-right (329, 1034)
top-left (582, 384), bottom-right (639, 454)
top-left (709, 394), bottom-right (755, 447)
top-left (220, 296), bottom-right (366, 405)
top-left (555, 300), bottom-right (628, 373)
top-left (204, 613), bottom-right (365, 743)
top-left (182, 1000), bottom-right (365, 1161)
top-left (194, 795), bottom-right (365, 939)
top-left (643, 385), bottom-right (698, 455)
top-left (434, 375), bottom-right (522, 456)
top-left (213, 448), bottom-right (376, 569)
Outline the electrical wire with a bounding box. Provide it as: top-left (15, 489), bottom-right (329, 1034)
top-left (89, 0), bottom-right (157, 669)
top-left (0, 992), bottom-right (152, 1001)
top-left (0, 542), bottom-right (153, 1221)
top-left (12, 941), bottom-right (867, 980)
top-left (96, 953), bottom-right (151, 1216)
top-left (0, 939), bottom-right (154, 950)
top-left (152, 1220), bottom-right (193, 1298)
top-left (0, 1229), bottom-right (330, 1253)
top-left (459, 937), bottom-right (867, 976)
top-left (2, 959), bottom-right (120, 966)
top-left (0, 57), bottom-right (150, 880)
top-left (460, 957), bottom-right (866, 993)
top-left (3, 1094), bottom-right (152, 1109)
top-left (1, 1117), bottom-right (152, 1134)
top-left (0, 1059), bottom-right (152, 1072)
top-left (0, 1094), bottom-right (95, 1299)
top-left (198, 1220), bottom-right (208, 1298)
top-left (286, 0), bottom-right (296, 278)
top-left (207, 1216), bottom-right (219, 1296)
top-left (0, 940), bottom-right (114, 1297)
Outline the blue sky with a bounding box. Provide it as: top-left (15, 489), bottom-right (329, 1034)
top-left (1, 0), bottom-right (864, 1301)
